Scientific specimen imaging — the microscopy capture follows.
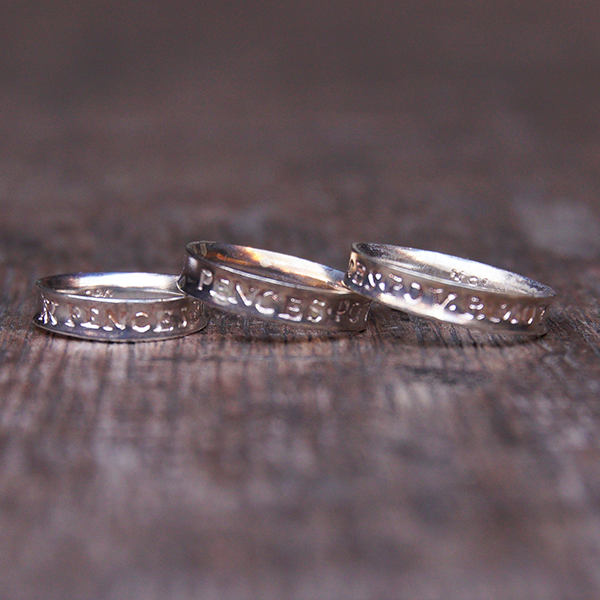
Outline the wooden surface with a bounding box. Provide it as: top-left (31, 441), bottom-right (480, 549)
top-left (2, 2), bottom-right (600, 599)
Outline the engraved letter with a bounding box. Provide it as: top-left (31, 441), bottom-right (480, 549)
top-left (347, 301), bottom-right (364, 324)
top-left (437, 291), bottom-right (459, 312)
top-left (154, 309), bottom-right (176, 333)
top-left (508, 304), bottom-right (521, 325)
top-left (179, 306), bottom-right (189, 327)
top-left (80, 307), bottom-right (102, 329)
top-left (487, 302), bottom-right (508, 324)
top-left (64, 303), bottom-right (83, 328)
top-left (333, 299), bottom-right (350, 323)
top-left (235, 282), bottom-right (259, 307)
top-left (365, 270), bottom-right (383, 292)
top-left (40, 297), bottom-right (59, 326)
top-left (132, 311), bottom-right (151, 332)
top-left (188, 301), bottom-right (203, 324)
top-left (520, 304), bottom-right (536, 326)
top-left (210, 277), bottom-right (236, 305)
top-left (450, 269), bottom-right (463, 283)
top-left (537, 306), bottom-right (547, 324)
top-left (103, 307), bottom-right (127, 331)
top-left (307, 299), bottom-right (327, 323)
top-left (198, 268), bottom-right (214, 290)
top-left (255, 290), bottom-right (278, 316)
top-left (404, 281), bottom-right (423, 302)
top-left (388, 273), bottom-right (404, 293)
top-left (348, 259), bottom-right (367, 287)
top-left (468, 296), bottom-right (485, 321)
top-left (428, 286), bottom-right (445, 305)
top-left (278, 296), bottom-right (303, 322)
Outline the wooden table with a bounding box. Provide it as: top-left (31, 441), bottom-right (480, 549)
top-left (1, 2), bottom-right (600, 598)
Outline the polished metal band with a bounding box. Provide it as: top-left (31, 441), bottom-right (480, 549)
top-left (33, 272), bottom-right (207, 342)
top-left (179, 242), bottom-right (371, 331)
top-left (344, 243), bottom-right (556, 336)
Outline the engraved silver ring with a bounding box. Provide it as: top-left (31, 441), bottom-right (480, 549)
top-left (33, 272), bottom-right (208, 342)
top-left (344, 243), bottom-right (556, 336)
top-left (179, 242), bottom-right (372, 331)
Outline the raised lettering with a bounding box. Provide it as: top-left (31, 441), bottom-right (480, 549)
top-left (179, 306), bottom-right (189, 327)
top-left (132, 311), bottom-right (151, 332)
top-left (365, 270), bottom-right (384, 292)
top-left (537, 306), bottom-right (547, 324)
top-left (64, 303), bottom-right (83, 328)
top-left (468, 296), bottom-right (485, 321)
top-left (154, 309), bottom-right (176, 332)
top-left (450, 269), bottom-right (463, 283)
top-left (428, 286), bottom-right (445, 304)
top-left (40, 298), bottom-right (59, 326)
top-left (210, 277), bottom-right (236, 305)
top-left (81, 287), bottom-right (113, 298)
top-left (307, 299), bottom-right (327, 323)
top-left (404, 282), bottom-right (423, 302)
top-left (187, 301), bottom-right (202, 324)
top-left (347, 301), bottom-right (364, 324)
top-left (348, 259), bottom-right (367, 287)
top-left (509, 304), bottom-right (521, 325)
top-left (487, 302), bottom-right (508, 324)
top-left (449, 269), bottom-right (487, 287)
top-left (388, 273), bottom-right (404, 293)
top-left (521, 304), bottom-right (537, 326)
top-left (333, 299), bottom-right (351, 323)
top-left (235, 282), bottom-right (259, 307)
top-left (434, 291), bottom-right (459, 312)
top-left (255, 290), bottom-right (278, 316)
top-left (278, 296), bottom-right (303, 322)
top-left (102, 307), bottom-right (126, 331)
top-left (198, 268), bottom-right (214, 290)
top-left (80, 307), bottom-right (102, 330)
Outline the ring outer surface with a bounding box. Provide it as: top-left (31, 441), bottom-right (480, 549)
top-left (344, 243), bottom-right (556, 336)
top-left (179, 242), bottom-right (371, 331)
top-left (33, 272), bottom-right (207, 342)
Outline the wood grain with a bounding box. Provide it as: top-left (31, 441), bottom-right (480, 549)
top-left (1, 2), bottom-right (600, 599)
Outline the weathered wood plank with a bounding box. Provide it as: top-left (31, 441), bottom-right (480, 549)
top-left (1, 2), bottom-right (600, 599)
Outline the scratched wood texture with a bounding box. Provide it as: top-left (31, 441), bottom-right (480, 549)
top-left (2, 2), bottom-right (600, 599)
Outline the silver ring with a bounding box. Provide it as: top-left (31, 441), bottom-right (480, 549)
top-left (344, 243), bottom-right (556, 336)
top-left (33, 272), bottom-right (208, 342)
top-left (178, 242), bottom-right (372, 331)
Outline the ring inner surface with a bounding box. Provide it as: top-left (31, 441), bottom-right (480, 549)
top-left (357, 244), bottom-right (550, 297)
top-left (44, 274), bottom-right (182, 301)
top-left (193, 243), bottom-right (340, 291)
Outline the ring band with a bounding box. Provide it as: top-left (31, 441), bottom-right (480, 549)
top-left (178, 242), bottom-right (372, 331)
top-left (33, 272), bottom-right (208, 342)
top-left (344, 243), bottom-right (556, 336)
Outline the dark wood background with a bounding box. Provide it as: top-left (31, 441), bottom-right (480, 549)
top-left (1, 2), bottom-right (600, 598)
